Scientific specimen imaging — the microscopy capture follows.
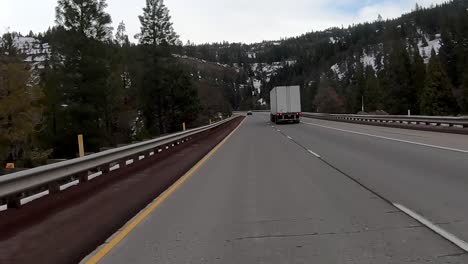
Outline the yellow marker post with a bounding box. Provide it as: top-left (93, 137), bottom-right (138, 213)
top-left (182, 122), bottom-right (186, 131)
top-left (5, 163), bottom-right (15, 169)
top-left (78, 134), bottom-right (85, 157)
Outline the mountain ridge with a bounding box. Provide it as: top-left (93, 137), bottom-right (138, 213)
top-left (180, 0), bottom-right (468, 115)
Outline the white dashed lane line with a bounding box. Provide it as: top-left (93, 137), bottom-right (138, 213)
top-left (272, 125), bottom-right (322, 160)
top-left (307, 149), bottom-right (321, 158)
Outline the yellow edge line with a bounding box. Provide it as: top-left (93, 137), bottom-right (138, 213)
top-left (86, 118), bottom-right (245, 264)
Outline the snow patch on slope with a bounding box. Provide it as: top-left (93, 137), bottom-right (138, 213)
top-left (250, 61), bottom-right (296, 82)
top-left (1, 36), bottom-right (51, 67)
top-left (331, 50), bottom-right (380, 79)
top-left (361, 51), bottom-right (377, 71)
top-left (247, 52), bottom-right (256, 59)
top-left (331, 63), bottom-right (345, 80)
top-left (418, 34), bottom-right (442, 64)
top-left (253, 79), bottom-right (261, 93)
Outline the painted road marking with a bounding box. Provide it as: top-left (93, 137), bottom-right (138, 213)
top-left (394, 203), bottom-right (468, 252)
top-left (85, 119), bottom-right (246, 264)
top-left (302, 121), bottom-right (468, 154)
top-left (287, 136), bottom-right (293, 140)
top-left (307, 149), bottom-right (321, 158)
top-left (277, 129), bottom-right (281, 132)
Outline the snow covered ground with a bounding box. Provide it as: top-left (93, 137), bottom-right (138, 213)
top-left (418, 34), bottom-right (442, 64)
top-left (247, 60), bottom-right (297, 93)
top-left (361, 51), bottom-right (378, 71)
top-left (330, 32), bottom-right (442, 79)
top-left (247, 51), bottom-right (256, 59)
top-left (12, 36), bottom-right (50, 66)
top-left (331, 63), bottom-right (346, 80)
top-left (253, 79), bottom-right (261, 93)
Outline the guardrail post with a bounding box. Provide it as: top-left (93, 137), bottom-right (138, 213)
top-left (7, 195), bottom-right (22, 209)
top-left (100, 165), bottom-right (110, 174)
top-left (49, 182), bottom-right (61, 194)
top-left (78, 172), bottom-right (89, 183)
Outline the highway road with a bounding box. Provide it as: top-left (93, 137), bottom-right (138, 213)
top-left (87, 113), bottom-right (468, 263)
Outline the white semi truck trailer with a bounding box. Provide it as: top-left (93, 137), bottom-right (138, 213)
top-left (270, 85), bottom-right (302, 124)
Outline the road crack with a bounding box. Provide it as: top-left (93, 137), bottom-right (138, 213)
top-left (231, 225), bottom-right (425, 241)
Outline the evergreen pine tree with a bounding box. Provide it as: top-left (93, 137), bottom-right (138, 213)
top-left (439, 31), bottom-right (459, 86)
top-left (462, 70), bottom-right (468, 114)
top-left (51, 0), bottom-right (115, 155)
top-left (137, 0), bottom-right (179, 46)
top-left (364, 66), bottom-right (383, 111)
top-left (115, 21), bottom-right (129, 47)
top-left (106, 28), bottom-right (137, 144)
top-left (56, 0), bottom-right (113, 41)
top-left (420, 50), bottom-right (458, 115)
top-left (162, 65), bottom-right (199, 132)
top-left (314, 75), bottom-right (344, 113)
top-left (381, 40), bottom-right (415, 114)
top-left (412, 48), bottom-right (426, 114)
top-left (0, 33), bottom-right (17, 56)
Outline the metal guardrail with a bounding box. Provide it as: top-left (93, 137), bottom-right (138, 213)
top-left (232, 110), bottom-right (468, 134)
top-left (302, 113), bottom-right (468, 130)
top-left (233, 110), bottom-right (269, 113)
top-left (0, 117), bottom-right (236, 209)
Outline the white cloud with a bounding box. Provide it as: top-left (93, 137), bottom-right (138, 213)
top-left (0, 0), bottom-right (448, 44)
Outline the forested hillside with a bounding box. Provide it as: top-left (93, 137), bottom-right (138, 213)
top-left (181, 0), bottom-right (468, 115)
top-left (0, 0), bottom-right (214, 166)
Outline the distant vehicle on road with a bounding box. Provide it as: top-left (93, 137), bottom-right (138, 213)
top-left (247, 111), bottom-right (253, 116)
top-left (270, 86), bottom-right (301, 124)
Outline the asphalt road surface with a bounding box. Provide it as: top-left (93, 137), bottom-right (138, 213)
top-left (91, 113), bottom-right (468, 264)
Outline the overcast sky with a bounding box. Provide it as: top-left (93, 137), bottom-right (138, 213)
top-left (0, 0), bottom-right (447, 44)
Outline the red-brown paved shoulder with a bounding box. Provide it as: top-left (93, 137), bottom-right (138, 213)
top-left (0, 117), bottom-right (243, 264)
